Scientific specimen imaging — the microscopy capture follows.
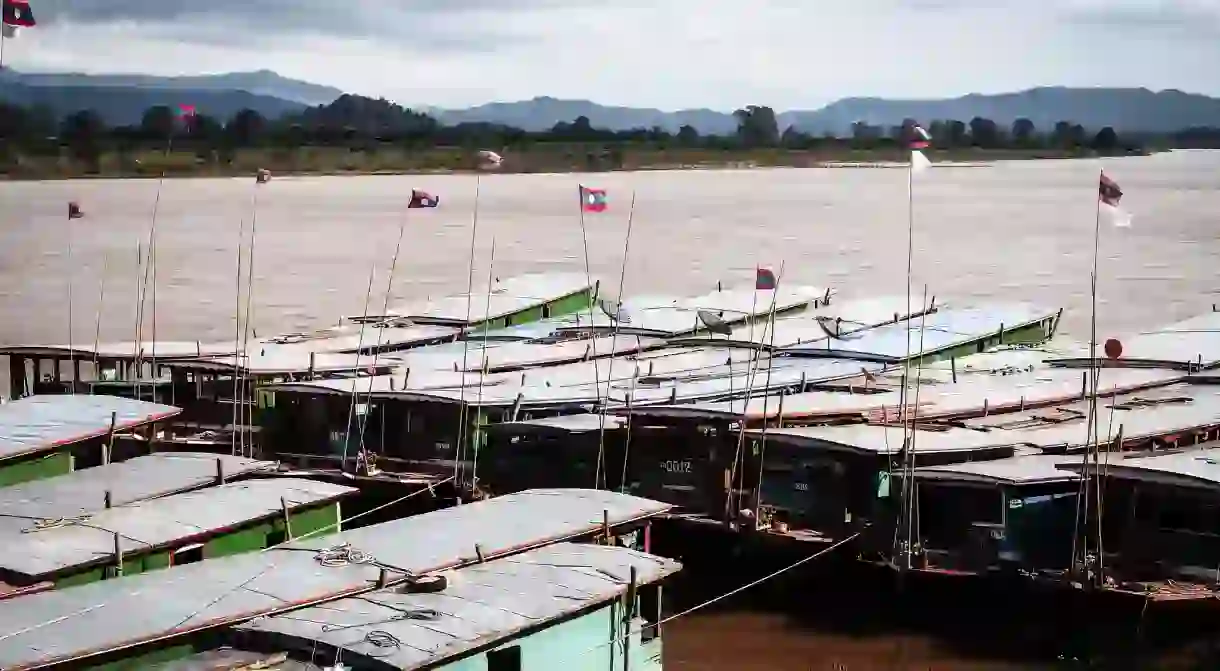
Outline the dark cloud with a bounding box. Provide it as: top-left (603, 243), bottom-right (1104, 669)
top-left (40, 0), bottom-right (570, 50)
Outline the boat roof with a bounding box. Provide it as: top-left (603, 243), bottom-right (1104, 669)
top-left (0, 478), bottom-right (356, 580)
top-left (258, 323), bottom-right (460, 354)
top-left (551, 285), bottom-right (833, 338)
top-left (911, 453), bottom-right (1080, 486)
top-left (0, 395), bottom-right (182, 462)
top-left (780, 304), bottom-right (1059, 363)
top-left (235, 543), bottom-right (681, 671)
top-left (0, 488), bottom-right (671, 669)
top-left (0, 452), bottom-right (275, 520)
top-left (622, 389), bottom-right (895, 422)
top-left (386, 334), bottom-right (667, 374)
top-left (0, 341), bottom-right (236, 361)
top-left (365, 273), bottom-right (595, 326)
top-left (1046, 311), bottom-right (1220, 371)
top-left (1059, 446), bottom-right (1220, 491)
top-left (752, 424), bottom-right (1018, 456)
top-left (969, 383), bottom-right (1220, 453)
top-left (667, 294), bottom-right (939, 349)
top-left (491, 413), bottom-right (628, 435)
top-left (168, 348), bottom-right (397, 376)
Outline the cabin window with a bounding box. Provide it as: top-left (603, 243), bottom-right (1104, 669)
top-left (639, 583), bottom-right (662, 642)
top-left (171, 543), bottom-right (205, 566)
top-left (487, 645), bottom-right (522, 671)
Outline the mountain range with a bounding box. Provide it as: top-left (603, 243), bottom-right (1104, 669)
top-left (2, 68), bottom-right (1219, 134)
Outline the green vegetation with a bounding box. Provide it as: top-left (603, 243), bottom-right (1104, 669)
top-left (0, 95), bottom-right (1210, 179)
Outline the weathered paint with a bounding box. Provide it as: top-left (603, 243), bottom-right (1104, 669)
top-left (0, 451), bottom-right (74, 487)
top-left (46, 501), bottom-right (341, 590)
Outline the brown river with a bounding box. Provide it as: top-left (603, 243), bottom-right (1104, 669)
top-left (2, 151), bottom-right (1219, 669)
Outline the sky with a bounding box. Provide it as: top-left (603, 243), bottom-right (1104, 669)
top-left (5, 0), bottom-right (1220, 110)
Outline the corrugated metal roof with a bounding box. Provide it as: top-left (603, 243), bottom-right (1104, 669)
top-left (0, 395), bottom-right (182, 462)
top-left (237, 543), bottom-right (681, 671)
top-left (1046, 311), bottom-right (1220, 371)
top-left (0, 452), bottom-right (276, 520)
top-left (552, 285), bottom-right (832, 338)
top-left (781, 304), bottom-right (1059, 362)
top-left (1000, 392), bottom-right (1220, 453)
top-left (492, 414), bottom-right (627, 435)
top-left (260, 324), bottom-right (459, 354)
top-left (669, 294), bottom-right (939, 350)
top-left (623, 389), bottom-right (896, 422)
top-left (171, 348), bottom-right (396, 376)
top-left (0, 478), bottom-right (357, 579)
top-left (370, 273), bottom-right (595, 326)
top-left (0, 342), bottom-right (236, 361)
top-left (912, 454), bottom-right (1079, 486)
top-left (754, 424), bottom-right (1018, 456)
top-left (0, 488), bottom-right (671, 670)
top-left (1060, 445), bottom-right (1220, 490)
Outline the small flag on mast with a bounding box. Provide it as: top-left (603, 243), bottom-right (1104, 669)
top-left (2, 0), bottom-right (36, 27)
top-left (408, 189), bottom-right (439, 208)
top-left (579, 185), bottom-right (608, 213)
top-left (67, 202), bottom-right (84, 219)
top-left (910, 124), bottom-right (932, 173)
top-left (755, 267), bottom-right (777, 291)
top-left (1098, 172), bottom-right (1132, 228)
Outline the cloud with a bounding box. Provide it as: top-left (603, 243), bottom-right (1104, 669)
top-left (7, 0), bottom-right (1220, 110)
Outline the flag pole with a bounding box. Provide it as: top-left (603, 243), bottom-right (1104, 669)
top-left (594, 191), bottom-right (636, 491)
top-left (453, 174), bottom-right (482, 490)
top-left (66, 205), bottom-right (75, 394)
top-left (893, 134), bottom-right (919, 568)
top-left (1071, 169), bottom-right (1107, 580)
top-left (576, 185), bottom-right (603, 478)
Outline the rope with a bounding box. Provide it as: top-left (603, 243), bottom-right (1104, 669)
top-left (21, 515), bottom-right (91, 533)
top-left (566, 531), bottom-right (860, 663)
top-left (363, 630), bottom-right (402, 649)
top-left (313, 543), bottom-right (374, 567)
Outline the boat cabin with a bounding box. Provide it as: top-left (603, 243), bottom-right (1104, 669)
top-left (0, 488), bottom-right (669, 670)
top-left (0, 477), bottom-right (354, 596)
top-left (0, 395), bottom-right (181, 485)
top-left (203, 543), bottom-right (679, 671)
top-left (906, 453), bottom-right (1079, 575)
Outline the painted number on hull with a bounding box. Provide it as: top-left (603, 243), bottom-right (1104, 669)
top-left (662, 460), bottom-right (693, 473)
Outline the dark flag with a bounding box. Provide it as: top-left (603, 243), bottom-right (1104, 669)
top-left (67, 202), bottom-right (83, 219)
top-left (1098, 171), bottom-right (1131, 227)
top-left (2, 0), bottom-right (36, 27)
top-left (755, 267), bottom-right (777, 290)
top-left (1099, 173), bottom-right (1123, 207)
top-left (579, 185), bottom-right (608, 212)
top-left (408, 189), bottom-right (439, 208)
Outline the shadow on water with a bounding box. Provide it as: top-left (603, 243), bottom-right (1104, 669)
top-left (654, 528), bottom-right (1220, 670)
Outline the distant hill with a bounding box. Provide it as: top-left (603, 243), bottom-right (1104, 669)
top-left (434, 97), bottom-right (739, 135)
top-left (0, 82), bottom-right (307, 126)
top-left (431, 88), bottom-right (1220, 136)
top-left (0, 68), bottom-right (341, 106)
top-left (3, 68), bottom-right (1220, 136)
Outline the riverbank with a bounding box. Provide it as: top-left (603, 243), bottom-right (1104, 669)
top-left (0, 145), bottom-right (1149, 180)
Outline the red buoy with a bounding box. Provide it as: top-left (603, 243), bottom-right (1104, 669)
top-left (1104, 338), bottom-right (1123, 359)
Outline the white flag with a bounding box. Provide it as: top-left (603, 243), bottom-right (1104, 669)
top-left (911, 149), bottom-right (932, 173)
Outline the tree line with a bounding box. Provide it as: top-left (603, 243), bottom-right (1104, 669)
top-left (2, 94), bottom-right (1220, 171)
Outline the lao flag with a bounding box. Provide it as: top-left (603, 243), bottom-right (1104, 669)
top-left (579, 185), bottom-right (607, 213)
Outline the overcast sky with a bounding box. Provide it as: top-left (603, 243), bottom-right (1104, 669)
top-left (7, 0), bottom-right (1220, 110)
